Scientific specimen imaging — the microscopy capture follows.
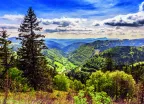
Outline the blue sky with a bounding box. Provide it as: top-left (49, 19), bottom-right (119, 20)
top-left (0, 0), bottom-right (144, 39)
top-left (0, 0), bottom-right (143, 18)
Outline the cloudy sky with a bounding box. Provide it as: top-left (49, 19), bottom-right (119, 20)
top-left (0, 0), bottom-right (144, 39)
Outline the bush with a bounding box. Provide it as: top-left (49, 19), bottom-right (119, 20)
top-left (74, 90), bottom-right (112, 104)
top-left (8, 67), bottom-right (30, 92)
top-left (86, 71), bottom-right (113, 93)
top-left (74, 90), bottom-right (87, 104)
top-left (86, 70), bottom-right (136, 100)
top-left (54, 74), bottom-right (70, 91)
top-left (109, 70), bottom-right (136, 99)
top-left (90, 92), bottom-right (112, 104)
top-left (71, 80), bottom-right (85, 91)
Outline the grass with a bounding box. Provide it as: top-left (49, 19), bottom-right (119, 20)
top-left (0, 90), bottom-right (138, 104)
top-left (0, 90), bottom-right (76, 104)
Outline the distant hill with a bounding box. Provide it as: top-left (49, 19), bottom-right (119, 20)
top-left (63, 42), bottom-right (86, 54)
top-left (82, 46), bottom-right (144, 71)
top-left (45, 38), bottom-right (108, 54)
top-left (44, 40), bottom-right (65, 50)
top-left (68, 39), bottom-right (144, 65)
top-left (8, 37), bottom-right (110, 53)
top-left (44, 37), bottom-right (108, 47)
top-left (102, 46), bottom-right (144, 65)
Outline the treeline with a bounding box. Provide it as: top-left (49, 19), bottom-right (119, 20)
top-left (0, 7), bottom-right (144, 104)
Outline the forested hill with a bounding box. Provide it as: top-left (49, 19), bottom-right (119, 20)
top-left (42, 49), bottom-right (76, 72)
top-left (82, 46), bottom-right (144, 71)
top-left (68, 39), bottom-right (144, 65)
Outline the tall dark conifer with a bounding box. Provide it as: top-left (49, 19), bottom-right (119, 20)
top-left (0, 30), bottom-right (14, 77)
top-left (105, 53), bottom-right (113, 71)
top-left (0, 30), bottom-right (13, 104)
top-left (18, 7), bottom-right (52, 91)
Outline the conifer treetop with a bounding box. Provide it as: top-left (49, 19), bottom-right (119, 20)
top-left (18, 7), bottom-right (42, 34)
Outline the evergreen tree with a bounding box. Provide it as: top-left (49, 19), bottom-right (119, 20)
top-left (105, 53), bottom-right (113, 71)
top-left (0, 29), bottom-right (14, 77)
top-left (17, 7), bottom-right (52, 91)
top-left (0, 29), bottom-right (14, 104)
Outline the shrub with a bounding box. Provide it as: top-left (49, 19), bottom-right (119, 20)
top-left (72, 80), bottom-right (85, 91)
top-left (86, 71), bottom-right (113, 93)
top-left (109, 70), bottom-right (136, 99)
top-left (86, 70), bottom-right (136, 100)
top-left (54, 74), bottom-right (70, 91)
top-left (74, 90), bottom-right (87, 104)
top-left (8, 67), bottom-right (30, 92)
top-left (90, 92), bottom-right (112, 104)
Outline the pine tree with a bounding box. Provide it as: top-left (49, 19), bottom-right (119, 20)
top-left (0, 29), bottom-right (14, 104)
top-left (105, 53), bottom-right (113, 71)
top-left (0, 29), bottom-right (14, 77)
top-left (17, 7), bottom-right (52, 91)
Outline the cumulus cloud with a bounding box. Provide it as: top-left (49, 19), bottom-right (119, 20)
top-left (40, 17), bottom-right (87, 27)
top-left (0, 24), bottom-right (19, 29)
top-left (103, 12), bottom-right (144, 27)
top-left (0, 14), bottom-right (89, 34)
top-left (0, 14), bottom-right (24, 21)
top-left (92, 20), bottom-right (102, 26)
top-left (101, 2), bottom-right (144, 27)
top-left (139, 1), bottom-right (144, 12)
top-left (40, 17), bottom-right (91, 34)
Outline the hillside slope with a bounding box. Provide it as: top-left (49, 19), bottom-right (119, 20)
top-left (43, 49), bottom-right (76, 72)
top-left (68, 39), bottom-right (144, 65)
top-left (82, 46), bottom-right (144, 71)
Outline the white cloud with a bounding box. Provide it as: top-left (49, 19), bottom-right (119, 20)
top-left (89, 1), bottom-right (144, 27)
top-left (0, 24), bottom-right (19, 29)
top-left (139, 1), bottom-right (144, 12)
top-left (0, 14), bottom-right (24, 21)
top-left (40, 17), bottom-right (87, 28)
top-left (102, 12), bottom-right (144, 27)
top-left (39, 17), bottom-right (92, 34)
top-left (94, 1), bottom-right (144, 27)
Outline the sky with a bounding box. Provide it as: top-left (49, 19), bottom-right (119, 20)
top-left (0, 0), bottom-right (144, 39)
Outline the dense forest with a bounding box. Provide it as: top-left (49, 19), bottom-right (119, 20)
top-left (0, 7), bottom-right (144, 104)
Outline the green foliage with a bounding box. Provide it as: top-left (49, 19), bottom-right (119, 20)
top-left (74, 90), bottom-right (112, 104)
top-left (82, 46), bottom-right (144, 72)
top-left (0, 30), bottom-right (13, 78)
top-left (68, 40), bottom-right (144, 66)
top-left (130, 62), bottom-right (144, 83)
top-left (90, 92), bottom-right (112, 104)
top-left (82, 55), bottom-right (106, 72)
top-left (86, 70), bottom-right (136, 99)
top-left (67, 68), bottom-right (90, 84)
top-left (54, 74), bottom-right (70, 91)
top-left (43, 49), bottom-right (76, 72)
top-left (68, 45), bottom-right (95, 65)
top-left (102, 46), bottom-right (144, 66)
top-left (86, 71), bottom-right (113, 92)
top-left (71, 80), bottom-right (85, 91)
top-left (109, 70), bottom-right (136, 99)
top-left (8, 67), bottom-right (30, 92)
top-left (74, 90), bottom-right (87, 104)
